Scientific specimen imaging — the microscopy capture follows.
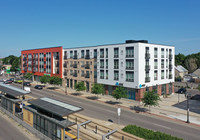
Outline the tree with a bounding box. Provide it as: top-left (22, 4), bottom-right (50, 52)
top-left (112, 86), bottom-right (127, 101)
top-left (10, 56), bottom-right (21, 72)
top-left (49, 76), bottom-right (62, 86)
top-left (24, 73), bottom-right (33, 80)
top-left (75, 81), bottom-right (86, 92)
top-left (142, 90), bottom-right (161, 112)
top-left (40, 75), bottom-right (50, 84)
top-left (175, 53), bottom-right (185, 66)
top-left (91, 83), bottom-right (105, 96)
top-left (197, 85), bottom-right (200, 92)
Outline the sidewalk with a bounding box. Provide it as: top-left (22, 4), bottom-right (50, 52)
top-left (32, 81), bottom-right (200, 126)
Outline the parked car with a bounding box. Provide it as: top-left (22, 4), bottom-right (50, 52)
top-left (176, 88), bottom-right (187, 94)
top-left (24, 82), bottom-right (31, 87)
top-left (9, 78), bottom-right (15, 82)
top-left (15, 79), bottom-right (23, 84)
top-left (4, 80), bottom-right (12, 84)
top-left (34, 85), bottom-right (43, 90)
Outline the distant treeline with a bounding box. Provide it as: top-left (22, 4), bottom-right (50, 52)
top-left (175, 52), bottom-right (200, 73)
top-left (1, 55), bottom-right (21, 72)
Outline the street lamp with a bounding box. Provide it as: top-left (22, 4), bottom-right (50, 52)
top-left (186, 93), bottom-right (191, 123)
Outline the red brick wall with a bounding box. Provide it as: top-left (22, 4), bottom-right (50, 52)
top-left (172, 83), bottom-right (174, 93)
top-left (105, 85), bottom-right (109, 95)
top-left (136, 88), bottom-right (146, 101)
top-left (157, 85), bottom-right (162, 96)
top-left (166, 84), bottom-right (169, 95)
top-left (149, 86), bottom-right (153, 91)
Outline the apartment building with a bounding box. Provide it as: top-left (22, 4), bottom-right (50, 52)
top-left (21, 40), bottom-right (174, 101)
top-left (21, 47), bottom-right (63, 81)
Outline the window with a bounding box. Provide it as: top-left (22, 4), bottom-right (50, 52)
top-left (126, 60), bottom-right (134, 70)
top-left (100, 49), bottom-right (104, 58)
top-left (154, 48), bottom-right (158, 58)
top-left (161, 70), bottom-right (164, 79)
top-left (81, 70), bottom-right (84, 77)
top-left (106, 48), bottom-right (108, 58)
top-left (114, 71), bottom-right (119, 80)
top-left (94, 49), bottom-right (97, 58)
top-left (154, 70), bottom-right (158, 80)
top-left (70, 70), bottom-right (73, 75)
top-left (166, 70), bottom-right (168, 79)
top-left (166, 49), bottom-right (168, 58)
top-left (161, 48), bottom-right (164, 58)
top-left (145, 72), bottom-right (150, 82)
top-left (114, 48), bottom-right (119, 58)
top-left (106, 59), bottom-right (108, 68)
top-left (126, 47), bottom-right (134, 57)
top-left (106, 70), bottom-right (108, 79)
top-left (70, 51), bottom-right (73, 58)
top-left (114, 60), bottom-right (119, 69)
top-left (126, 72), bottom-right (134, 82)
top-left (100, 60), bottom-right (104, 68)
top-left (161, 59), bottom-right (164, 68)
top-left (81, 50), bottom-right (84, 58)
top-left (100, 70), bottom-right (104, 79)
top-left (94, 71), bottom-right (97, 78)
top-left (154, 59), bottom-right (158, 69)
top-left (166, 59), bottom-right (168, 68)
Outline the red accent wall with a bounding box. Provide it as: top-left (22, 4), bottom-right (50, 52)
top-left (21, 46), bottom-right (63, 78)
top-left (166, 84), bottom-right (169, 94)
top-left (157, 85), bottom-right (162, 96)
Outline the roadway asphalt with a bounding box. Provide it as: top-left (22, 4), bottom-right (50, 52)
top-left (0, 114), bottom-right (30, 140)
top-left (12, 84), bottom-right (199, 140)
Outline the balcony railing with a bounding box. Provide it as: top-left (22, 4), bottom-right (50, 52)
top-left (169, 74), bottom-right (173, 79)
top-left (100, 76), bottom-right (104, 79)
top-left (126, 79), bottom-right (134, 82)
top-left (73, 64), bottom-right (77, 68)
top-left (145, 65), bottom-right (150, 71)
top-left (161, 76), bottom-right (164, 79)
top-left (73, 55), bottom-right (78, 59)
top-left (154, 54), bottom-right (158, 58)
top-left (100, 54), bottom-right (104, 58)
top-left (154, 66), bottom-right (158, 69)
top-left (85, 74), bottom-right (90, 78)
top-left (169, 64), bottom-right (173, 69)
top-left (114, 77), bottom-right (119, 80)
top-left (169, 54), bottom-right (173, 59)
top-left (100, 65), bottom-right (104, 68)
top-left (85, 64), bottom-right (90, 69)
top-left (64, 55), bottom-right (67, 59)
top-left (81, 55), bottom-right (84, 59)
top-left (161, 65), bottom-right (164, 69)
top-left (145, 53), bottom-right (150, 59)
top-left (85, 54), bottom-right (90, 59)
top-left (114, 55), bottom-right (119, 58)
top-left (154, 77), bottom-right (158, 80)
top-left (126, 66), bottom-right (134, 70)
top-left (126, 54), bottom-right (134, 58)
top-left (161, 55), bottom-right (164, 58)
top-left (114, 65), bottom-right (119, 69)
top-left (145, 77), bottom-right (150, 82)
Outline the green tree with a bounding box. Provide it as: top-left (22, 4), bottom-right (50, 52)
top-left (40, 75), bottom-right (50, 84)
top-left (2, 55), bottom-right (18, 65)
top-left (142, 90), bottom-right (161, 112)
top-left (91, 83), bottom-right (105, 96)
top-left (24, 73), bottom-right (33, 80)
top-left (112, 86), bottom-right (127, 101)
top-left (197, 85), bottom-right (200, 91)
top-left (10, 56), bottom-right (21, 72)
top-left (175, 53), bottom-right (185, 66)
top-left (49, 76), bottom-right (62, 86)
top-left (75, 81), bottom-right (86, 92)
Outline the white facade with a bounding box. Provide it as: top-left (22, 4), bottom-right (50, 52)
top-left (63, 42), bottom-right (174, 89)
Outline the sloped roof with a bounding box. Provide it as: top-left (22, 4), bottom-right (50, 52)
top-left (193, 68), bottom-right (200, 77)
top-left (175, 65), bottom-right (188, 72)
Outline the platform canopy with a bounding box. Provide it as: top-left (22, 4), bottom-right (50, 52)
top-left (0, 83), bottom-right (30, 97)
top-left (28, 97), bottom-right (83, 117)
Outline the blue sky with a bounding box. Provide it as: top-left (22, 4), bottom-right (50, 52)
top-left (0, 0), bottom-right (200, 57)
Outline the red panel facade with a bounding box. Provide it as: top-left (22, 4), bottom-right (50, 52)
top-left (21, 46), bottom-right (63, 78)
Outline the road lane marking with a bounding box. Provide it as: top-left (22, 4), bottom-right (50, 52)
top-left (153, 123), bottom-right (171, 129)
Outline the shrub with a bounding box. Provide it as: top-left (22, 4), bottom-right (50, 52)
top-left (122, 125), bottom-right (182, 140)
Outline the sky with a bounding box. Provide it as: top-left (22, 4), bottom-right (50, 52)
top-left (0, 0), bottom-right (200, 58)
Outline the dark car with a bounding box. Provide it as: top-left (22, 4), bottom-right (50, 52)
top-left (177, 88), bottom-right (186, 94)
top-left (34, 85), bottom-right (43, 90)
top-left (4, 80), bottom-right (12, 84)
top-left (24, 82), bottom-right (31, 87)
top-left (9, 78), bottom-right (15, 82)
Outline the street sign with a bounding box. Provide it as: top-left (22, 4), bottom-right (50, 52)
top-left (139, 84), bottom-right (142, 88)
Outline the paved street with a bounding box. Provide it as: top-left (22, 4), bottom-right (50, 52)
top-left (14, 84), bottom-right (200, 140)
top-left (0, 114), bottom-right (30, 140)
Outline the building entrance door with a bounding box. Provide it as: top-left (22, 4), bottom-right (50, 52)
top-left (86, 82), bottom-right (89, 92)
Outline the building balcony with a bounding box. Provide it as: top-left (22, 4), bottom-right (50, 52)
top-left (100, 76), bottom-right (104, 79)
top-left (114, 66), bottom-right (119, 69)
top-left (161, 65), bottom-right (164, 69)
top-left (154, 66), bottom-right (158, 69)
top-left (114, 77), bottom-right (119, 80)
top-left (73, 55), bottom-right (78, 59)
top-left (73, 73), bottom-right (77, 77)
top-left (145, 77), bottom-right (150, 82)
top-left (100, 65), bottom-right (104, 69)
top-left (126, 54), bottom-right (134, 58)
top-left (126, 79), bottom-right (134, 82)
top-left (64, 56), bottom-right (67, 59)
top-left (63, 63), bottom-right (67, 68)
top-left (145, 53), bottom-right (150, 59)
top-left (81, 55), bottom-right (84, 59)
top-left (169, 54), bottom-right (173, 59)
top-left (161, 55), bottom-right (164, 58)
top-left (126, 66), bottom-right (134, 70)
top-left (100, 55), bottom-right (104, 58)
top-left (73, 64), bottom-right (77, 68)
top-left (161, 76), bottom-right (164, 79)
top-left (114, 55), bottom-right (119, 58)
top-left (154, 77), bottom-right (158, 80)
top-left (154, 55), bottom-right (158, 58)
top-left (85, 74), bottom-right (90, 78)
top-left (169, 74), bottom-right (173, 79)
top-left (63, 72), bottom-right (67, 76)
top-left (85, 55), bottom-right (90, 59)
top-left (85, 64), bottom-right (90, 69)
top-left (145, 65), bottom-right (150, 71)
top-left (169, 64), bottom-right (173, 69)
